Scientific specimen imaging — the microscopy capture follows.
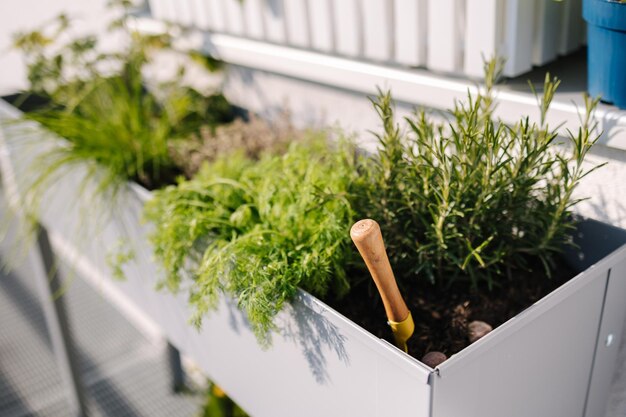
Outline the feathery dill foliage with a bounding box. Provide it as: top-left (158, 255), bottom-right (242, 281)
top-left (144, 136), bottom-right (361, 339)
top-left (13, 5), bottom-right (232, 192)
top-left (362, 62), bottom-right (602, 289)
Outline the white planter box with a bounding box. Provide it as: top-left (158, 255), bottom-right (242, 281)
top-left (1, 98), bottom-right (625, 417)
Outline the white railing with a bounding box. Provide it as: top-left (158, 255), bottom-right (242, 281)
top-left (147, 0), bottom-right (584, 78)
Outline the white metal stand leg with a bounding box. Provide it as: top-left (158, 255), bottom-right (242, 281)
top-left (32, 225), bottom-right (89, 417)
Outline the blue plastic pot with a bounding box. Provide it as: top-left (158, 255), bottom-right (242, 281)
top-left (583, 0), bottom-right (626, 109)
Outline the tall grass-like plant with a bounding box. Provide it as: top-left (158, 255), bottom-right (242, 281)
top-left (12, 6), bottom-right (233, 196)
top-left (5, 3), bottom-right (233, 281)
top-left (361, 62), bottom-right (602, 289)
top-left (144, 136), bottom-right (362, 339)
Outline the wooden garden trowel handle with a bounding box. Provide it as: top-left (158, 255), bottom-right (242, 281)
top-left (351, 219), bottom-right (414, 352)
top-left (350, 219), bottom-right (409, 322)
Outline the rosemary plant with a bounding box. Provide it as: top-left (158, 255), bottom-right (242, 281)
top-left (361, 62), bottom-right (602, 289)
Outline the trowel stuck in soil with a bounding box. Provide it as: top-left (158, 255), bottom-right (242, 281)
top-left (332, 245), bottom-right (574, 362)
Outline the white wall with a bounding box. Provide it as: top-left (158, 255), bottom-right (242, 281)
top-left (0, 0), bottom-right (122, 95)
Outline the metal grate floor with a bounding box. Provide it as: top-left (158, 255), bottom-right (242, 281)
top-left (0, 249), bottom-right (201, 417)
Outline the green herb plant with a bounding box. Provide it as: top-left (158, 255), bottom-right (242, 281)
top-left (361, 61), bottom-right (602, 289)
top-left (7, 1), bottom-right (233, 281)
top-left (144, 136), bottom-right (362, 340)
top-left (12, 2), bottom-right (233, 197)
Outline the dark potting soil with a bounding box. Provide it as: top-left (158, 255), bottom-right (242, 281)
top-left (328, 256), bottom-right (576, 363)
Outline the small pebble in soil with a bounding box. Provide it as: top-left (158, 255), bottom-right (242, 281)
top-left (467, 320), bottom-right (493, 343)
top-left (421, 351), bottom-right (448, 368)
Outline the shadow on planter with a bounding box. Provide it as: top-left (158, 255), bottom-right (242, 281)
top-left (221, 293), bottom-right (349, 385)
top-left (280, 294), bottom-right (349, 384)
top-left (565, 218), bottom-right (626, 272)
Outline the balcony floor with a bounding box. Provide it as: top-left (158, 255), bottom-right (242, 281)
top-left (0, 242), bottom-right (201, 417)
